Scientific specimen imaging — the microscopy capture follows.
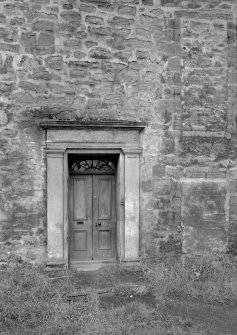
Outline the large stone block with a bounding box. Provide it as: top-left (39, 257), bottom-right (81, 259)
top-left (140, 14), bottom-right (163, 30)
top-left (112, 27), bottom-right (131, 37)
top-left (89, 47), bottom-right (112, 59)
top-left (80, 3), bottom-right (97, 13)
top-left (31, 68), bottom-right (53, 81)
top-left (142, 0), bottom-right (153, 5)
top-left (38, 33), bottom-right (54, 54)
top-left (10, 17), bottom-right (25, 26)
top-left (12, 92), bottom-right (34, 104)
top-left (21, 32), bottom-right (37, 54)
top-left (185, 167), bottom-right (206, 179)
top-left (74, 51), bottom-right (87, 59)
top-left (136, 28), bottom-right (151, 39)
top-left (85, 40), bottom-right (98, 48)
top-left (64, 38), bottom-right (81, 48)
top-left (182, 181), bottom-right (228, 254)
top-left (119, 68), bottom-right (140, 84)
top-left (118, 5), bottom-right (136, 16)
top-left (85, 15), bottom-right (104, 25)
top-left (181, 136), bottom-right (235, 163)
top-left (61, 11), bottom-right (81, 25)
top-left (106, 36), bottom-right (125, 50)
top-left (124, 38), bottom-right (153, 49)
top-left (0, 82), bottom-right (14, 95)
top-left (75, 31), bottom-right (88, 40)
top-left (19, 81), bottom-right (45, 94)
top-left (0, 14), bottom-right (6, 24)
top-left (0, 110), bottom-right (8, 126)
top-left (108, 16), bottom-right (134, 27)
top-left (0, 43), bottom-right (19, 53)
top-left (62, 0), bottom-right (77, 9)
top-left (68, 60), bottom-right (91, 78)
top-left (45, 55), bottom-right (63, 71)
top-left (136, 50), bottom-right (149, 60)
top-left (33, 20), bottom-right (54, 32)
top-left (89, 26), bottom-right (112, 37)
top-left (113, 50), bottom-right (132, 62)
top-left (161, 0), bottom-right (181, 5)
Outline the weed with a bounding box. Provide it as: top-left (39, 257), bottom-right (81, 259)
top-left (143, 253), bottom-right (237, 303)
top-left (1, 254), bottom-right (237, 334)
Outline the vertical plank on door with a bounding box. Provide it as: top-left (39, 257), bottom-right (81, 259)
top-left (70, 175), bottom-right (93, 261)
top-left (93, 175), bottom-right (116, 260)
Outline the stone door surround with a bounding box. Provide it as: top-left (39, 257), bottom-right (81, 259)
top-left (41, 120), bottom-right (145, 267)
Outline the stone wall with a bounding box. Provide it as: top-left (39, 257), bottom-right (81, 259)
top-left (0, 0), bottom-right (237, 263)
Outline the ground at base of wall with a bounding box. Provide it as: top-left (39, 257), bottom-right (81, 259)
top-left (1, 258), bottom-right (237, 335)
top-left (67, 267), bottom-right (237, 335)
top-left (64, 266), bottom-right (237, 335)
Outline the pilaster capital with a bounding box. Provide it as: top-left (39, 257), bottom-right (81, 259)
top-left (122, 148), bottom-right (142, 155)
top-left (44, 148), bottom-right (65, 158)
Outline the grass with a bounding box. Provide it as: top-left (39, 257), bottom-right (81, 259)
top-left (0, 254), bottom-right (237, 335)
top-left (143, 253), bottom-right (237, 303)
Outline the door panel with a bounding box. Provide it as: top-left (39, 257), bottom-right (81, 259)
top-left (74, 231), bottom-right (88, 250)
top-left (73, 179), bottom-right (87, 219)
top-left (93, 175), bottom-right (116, 260)
top-left (98, 230), bottom-right (111, 250)
top-left (98, 179), bottom-right (112, 219)
top-left (70, 174), bottom-right (116, 262)
top-left (70, 176), bottom-right (92, 261)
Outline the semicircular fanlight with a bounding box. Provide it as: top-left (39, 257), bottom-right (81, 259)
top-left (71, 159), bottom-right (115, 173)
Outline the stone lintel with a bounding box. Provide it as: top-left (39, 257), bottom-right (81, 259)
top-left (40, 120), bottom-right (146, 130)
top-left (45, 143), bottom-right (142, 153)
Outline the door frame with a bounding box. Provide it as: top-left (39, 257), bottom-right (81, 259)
top-left (41, 121), bottom-right (145, 268)
top-left (67, 153), bottom-right (119, 264)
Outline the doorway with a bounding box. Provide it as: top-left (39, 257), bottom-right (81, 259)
top-left (69, 155), bottom-right (117, 262)
top-left (42, 119), bottom-right (144, 267)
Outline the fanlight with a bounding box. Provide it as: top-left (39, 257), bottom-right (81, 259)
top-left (70, 159), bottom-right (115, 174)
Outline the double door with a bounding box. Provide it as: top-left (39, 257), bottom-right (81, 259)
top-left (69, 175), bottom-right (116, 261)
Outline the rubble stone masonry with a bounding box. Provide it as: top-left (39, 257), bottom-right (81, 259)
top-left (0, 0), bottom-right (237, 263)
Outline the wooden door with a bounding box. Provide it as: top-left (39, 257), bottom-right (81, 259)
top-left (69, 176), bottom-right (93, 261)
top-left (92, 175), bottom-right (116, 260)
top-left (70, 175), bottom-right (116, 262)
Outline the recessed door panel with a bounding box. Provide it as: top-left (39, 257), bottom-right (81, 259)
top-left (74, 231), bottom-right (88, 251)
top-left (73, 179), bottom-right (87, 220)
top-left (98, 231), bottom-right (111, 250)
top-left (98, 179), bottom-right (111, 219)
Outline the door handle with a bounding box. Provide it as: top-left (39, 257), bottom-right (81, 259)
top-left (95, 222), bottom-right (102, 227)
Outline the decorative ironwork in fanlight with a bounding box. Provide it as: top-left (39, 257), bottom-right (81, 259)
top-left (70, 159), bottom-right (115, 174)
